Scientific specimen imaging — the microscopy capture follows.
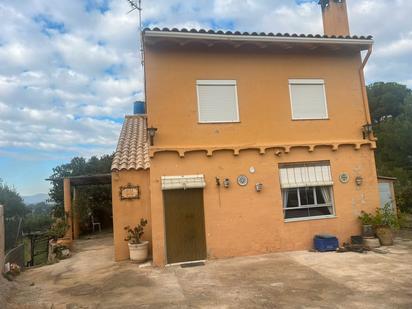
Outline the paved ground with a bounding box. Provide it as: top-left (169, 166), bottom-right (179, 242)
top-left (6, 231), bottom-right (412, 309)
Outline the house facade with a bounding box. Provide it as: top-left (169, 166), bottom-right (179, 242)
top-left (111, 0), bottom-right (380, 266)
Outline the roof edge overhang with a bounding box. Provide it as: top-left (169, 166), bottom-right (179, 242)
top-left (46, 173), bottom-right (112, 186)
top-left (144, 30), bottom-right (374, 50)
top-left (111, 166), bottom-right (150, 172)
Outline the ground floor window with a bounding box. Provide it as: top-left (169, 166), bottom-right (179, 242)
top-left (283, 186), bottom-right (334, 219)
top-left (279, 162), bottom-right (335, 221)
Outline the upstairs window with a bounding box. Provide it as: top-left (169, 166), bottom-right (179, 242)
top-left (279, 162), bottom-right (335, 221)
top-left (196, 80), bottom-right (240, 123)
top-left (288, 79), bottom-right (328, 120)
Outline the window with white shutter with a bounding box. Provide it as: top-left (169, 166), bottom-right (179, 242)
top-left (196, 80), bottom-right (240, 123)
top-left (288, 79), bottom-right (328, 120)
top-left (279, 162), bottom-right (335, 221)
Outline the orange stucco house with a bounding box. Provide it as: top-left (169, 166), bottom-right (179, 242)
top-left (111, 0), bottom-right (380, 266)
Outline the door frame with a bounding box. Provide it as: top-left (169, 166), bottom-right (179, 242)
top-left (162, 188), bottom-right (207, 265)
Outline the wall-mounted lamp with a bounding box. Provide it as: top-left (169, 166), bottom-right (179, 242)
top-left (215, 177), bottom-right (221, 186)
top-left (362, 124), bottom-right (373, 140)
top-left (255, 183), bottom-right (263, 192)
top-left (355, 176), bottom-right (363, 186)
top-left (223, 178), bottom-right (230, 188)
top-left (147, 127), bottom-right (158, 146)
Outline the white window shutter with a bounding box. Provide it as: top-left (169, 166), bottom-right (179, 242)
top-left (197, 80), bottom-right (239, 123)
top-left (279, 163), bottom-right (333, 188)
top-left (289, 80), bottom-right (328, 120)
top-left (161, 175), bottom-right (206, 190)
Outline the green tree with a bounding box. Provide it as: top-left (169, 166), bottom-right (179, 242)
top-left (369, 82), bottom-right (412, 212)
top-left (0, 180), bottom-right (28, 250)
top-left (22, 202), bottom-right (54, 233)
top-left (367, 82), bottom-right (411, 123)
top-left (47, 154), bottom-right (113, 231)
top-left (0, 180), bottom-right (27, 218)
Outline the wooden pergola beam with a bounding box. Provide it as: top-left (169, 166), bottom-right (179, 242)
top-left (63, 178), bottom-right (74, 241)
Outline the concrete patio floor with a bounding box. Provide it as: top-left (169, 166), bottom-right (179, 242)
top-left (7, 231), bottom-right (412, 309)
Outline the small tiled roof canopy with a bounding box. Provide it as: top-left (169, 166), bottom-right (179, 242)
top-left (111, 115), bottom-right (150, 171)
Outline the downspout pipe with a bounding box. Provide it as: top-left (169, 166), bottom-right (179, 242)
top-left (359, 45), bottom-right (377, 141)
top-left (359, 45), bottom-right (373, 126)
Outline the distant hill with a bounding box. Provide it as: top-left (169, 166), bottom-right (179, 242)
top-left (23, 193), bottom-right (49, 205)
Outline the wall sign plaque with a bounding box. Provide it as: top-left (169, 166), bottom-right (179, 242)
top-left (120, 184), bottom-right (140, 200)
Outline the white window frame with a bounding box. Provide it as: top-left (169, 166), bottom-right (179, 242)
top-left (196, 80), bottom-right (240, 123)
top-left (282, 186), bottom-right (336, 222)
top-left (288, 79), bottom-right (329, 120)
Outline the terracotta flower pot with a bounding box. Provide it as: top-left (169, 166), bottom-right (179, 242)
top-left (128, 241), bottom-right (149, 262)
top-left (375, 227), bottom-right (393, 246)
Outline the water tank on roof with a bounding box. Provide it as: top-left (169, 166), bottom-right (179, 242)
top-left (133, 101), bottom-right (146, 114)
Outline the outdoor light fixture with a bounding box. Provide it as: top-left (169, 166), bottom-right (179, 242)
top-left (255, 183), bottom-right (263, 192)
top-left (362, 124), bottom-right (373, 140)
top-left (223, 178), bottom-right (230, 188)
top-left (147, 127), bottom-right (157, 146)
top-left (355, 176), bottom-right (363, 186)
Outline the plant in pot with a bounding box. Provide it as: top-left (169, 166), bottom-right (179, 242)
top-left (124, 218), bottom-right (149, 262)
top-left (372, 203), bottom-right (399, 246)
top-left (358, 211), bottom-right (374, 238)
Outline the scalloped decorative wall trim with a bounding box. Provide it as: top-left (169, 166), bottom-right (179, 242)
top-left (148, 140), bottom-right (376, 158)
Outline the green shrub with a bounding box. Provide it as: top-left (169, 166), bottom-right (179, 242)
top-left (359, 204), bottom-right (400, 229)
top-left (48, 218), bottom-right (70, 240)
top-left (358, 211), bottom-right (374, 225)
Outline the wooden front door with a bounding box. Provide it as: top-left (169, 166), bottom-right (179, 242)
top-left (163, 188), bottom-right (207, 264)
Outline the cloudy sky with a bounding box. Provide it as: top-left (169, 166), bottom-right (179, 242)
top-left (0, 0), bottom-right (411, 196)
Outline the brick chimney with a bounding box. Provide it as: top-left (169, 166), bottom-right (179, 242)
top-left (319, 0), bottom-right (350, 36)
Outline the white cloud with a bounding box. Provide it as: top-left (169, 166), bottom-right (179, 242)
top-left (0, 0), bottom-right (411, 165)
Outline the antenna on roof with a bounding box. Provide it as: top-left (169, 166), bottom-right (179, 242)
top-left (126, 0), bottom-right (144, 67)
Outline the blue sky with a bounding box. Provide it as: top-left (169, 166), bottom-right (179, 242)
top-left (0, 0), bottom-right (411, 196)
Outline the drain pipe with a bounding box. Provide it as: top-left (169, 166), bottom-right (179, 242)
top-left (359, 45), bottom-right (373, 127)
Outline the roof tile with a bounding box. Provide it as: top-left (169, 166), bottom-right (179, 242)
top-left (111, 115), bottom-right (150, 172)
top-left (143, 28), bottom-right (373, 40)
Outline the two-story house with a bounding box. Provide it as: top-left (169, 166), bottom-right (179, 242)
top-left (111, 0), bottom-right (380, 266)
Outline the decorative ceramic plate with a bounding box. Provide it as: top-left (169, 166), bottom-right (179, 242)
top-left (237, 175), bottom-right (248, 186)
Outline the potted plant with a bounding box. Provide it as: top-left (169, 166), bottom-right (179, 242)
top-left (124, 218), bottom-right (149, 262)
top-left (358, 211), bottom-right (374, 238)
top-left (359, 204), bottom-right (399, 246)
top-left (372, 204), bottom-right (399, 246)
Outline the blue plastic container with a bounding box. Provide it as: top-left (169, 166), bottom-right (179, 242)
top-left (133, 101), bottom-right (146, 114)
top-left (314, 234), bottom-right (339, 252)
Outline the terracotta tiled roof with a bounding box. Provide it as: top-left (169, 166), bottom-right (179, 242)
top-left (143, 27), bottom-right (373, 40)
top-left (111, 115), bottom-right (150, 171)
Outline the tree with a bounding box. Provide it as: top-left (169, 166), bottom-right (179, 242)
top-left (367, 82), bottom-right (411, 123)
top-left (47, 154), bottom-right (114, 230)
top-left (0, 180), bottom-right (27, 218)
top-left (0, 180), bottom-right (29, 250)
top-left (369, 82), bottom-right (412, 213)
top-left (22, 202), bottom-right (54, 233)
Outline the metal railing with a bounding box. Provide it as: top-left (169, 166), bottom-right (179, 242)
top-left (4, 243), bottom-right (25, 270)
